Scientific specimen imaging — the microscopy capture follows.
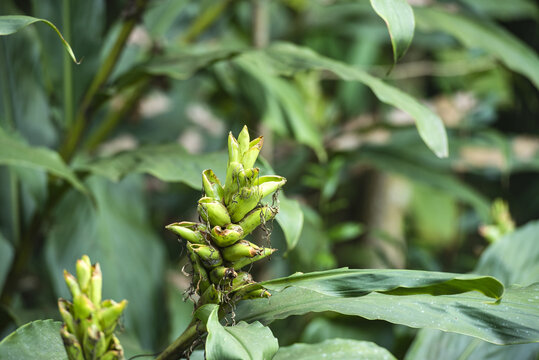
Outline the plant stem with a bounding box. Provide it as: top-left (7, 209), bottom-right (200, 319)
top-left (83, 77), bottom-right (150, 152)
top-left (59, 0), bottom-right (149, 162)
top-left (63, 0), bottom-right (73, 127)
top-left (0, 39), bottom-right (20, 247)
top-left (156, 321), bottom-right (204, 360)
top-left (181, 0), bottom-right (232, 44)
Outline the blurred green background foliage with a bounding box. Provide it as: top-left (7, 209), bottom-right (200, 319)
top-left (0, 0), bottom-right (538, 358)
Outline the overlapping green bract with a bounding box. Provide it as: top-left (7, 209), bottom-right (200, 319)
top-left (58, 256), bottom-right (127, 360)
top-left (166, 126), bottom-right (286, 305)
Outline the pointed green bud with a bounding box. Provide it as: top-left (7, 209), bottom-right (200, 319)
top-left (242, 288), bottom-right (271, 300)
top-left (241, 136), bottom-right (263, 169)
top-left (239, 206), bottom-right (277, 236)
top-left (73, 293), bottom-right (95, 321)
top-left (189, 243), bottom-right (223, 269)
top-left (198, 197), bottom-right (231, 227)
top-left (58, 299), bottom-right (76, 334)
top-left (227, 187), bottom-right (261, 223)
top-left (76, 256), bottom-right (92, 293)
top-left (166, 221), bottom-right (208, 244)
top-left (199, 284), bottom-right (223, 305)
top-left (209, 266), bottom-right (237, 284)
top-left (89, 263), bottom-right (102, 307)
top-left (224, 161), bottom-right (244, 204)
top-left (238, 167), bottom-right (259, 187)
top-left (60, 324), bottom-right (84, 360)
top-left (222, 240), bottom-right (261, 262)
top-left (210, 224), bottom-right (244, 247)
top-left (237, 125), bottom-right (250, 156)
top-left (100, 349), bottom-right (122, 360)
top-left (228, 132), bottom-right (240, 163)
top-left (186, 244), bottom-right (211, 294)
top-left (98, 299), bottom-right (127, 337)
top-left (255, 175), bottom-right (287, 198)
top-left (82, 324), bottom-right (106, 360)
top-left (228, 271), bottom-right (253, 292)
top-left (64, 270), bottom-right (81, 298)
top-left (232, 247), bottom-right (277, 270)
top-left (202, 169), bottom-right (224, 201)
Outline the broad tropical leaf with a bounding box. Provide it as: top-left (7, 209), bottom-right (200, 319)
top-left (234, 269), bottom-right (539, 345)
top-left (274, 338), bottom-right (396, 360)
top-left (0, 15), bottom-right (78, 63)
top-left (370, 0), bottom-right (415, 63)
top-left (0, 130), bottom-right (87, 194)
top-left (78, 144), bottom-right (227, 189)
top-left (196, 304), bottom-right (279, 360)
top-left (406, 221), bottom-right (539, 359)
top-left (0, 320), bottom-right (66, 360)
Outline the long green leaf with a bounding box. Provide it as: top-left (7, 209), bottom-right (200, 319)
top-left (414, 7), bottom-right (539, 89)
top-left (78, 144), bottom-right (228, 189)
top-left (0, 15), bottom-right (78, 63)
top-left (406, 221), bottom-right (539, 359)
top-left (0, 131), bottom-right (87, 194)
top-left (274, 338), bottom-right (396, 360)
top-left (234, 269), bottom-right (539, 345)
top-left (0, 320), bottom-right (66, 360)
top-left (370, 0), bottom-right (415, 63)
top-left (235, 43), bottom-right (448, 158)
top-left (196, 304), bottom-right (279, 360)
top-left (261, 268), bottom-right (503, 299)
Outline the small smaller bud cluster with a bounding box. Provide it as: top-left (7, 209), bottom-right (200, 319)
top-left (167, 126), bottom-right (286, 305)
top-left (479, 199), bottom-right (515, 243)
top-left (58, 255), bottom-right (127, 360)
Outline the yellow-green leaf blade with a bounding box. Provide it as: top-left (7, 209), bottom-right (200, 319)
top-left (370, 0), bottom-right (415, 63)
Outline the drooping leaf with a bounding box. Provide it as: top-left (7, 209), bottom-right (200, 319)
top-left (45, 175), bottom-right (166, 349)
top-left (234, 43), bottom-right (448, 158)
top-left (0, 131), bottom-right (87, 195)
top-left (196, 304), bottom-right (279, 360)
top-left (78, 144), bottom-right (228, 189)
top-left (406, 221), bottom-right (539, 359)
top-left (234, 58), bottom-right (327, 161)
top-left (370, 0), bottom-right (415, 63)
top-left (235, 269), bottom-right (539, 345)
top-left (275, 194), bottom-right (304, 253)
top-left (274, 338), bottom-right (396, 360)
top-left (414, 7), bottom-right (539, 89)
top-left (0, 320), bottom-right (66, 360)
top-left (0, 15), bottom-right (78, 63)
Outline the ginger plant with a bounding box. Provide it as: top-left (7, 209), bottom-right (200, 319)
top-left (58, 255), bottom-right (127, 360)
top-left (166, 126), bottom-right (286, 307)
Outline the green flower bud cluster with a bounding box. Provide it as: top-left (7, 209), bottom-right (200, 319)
top-left (58, 255), bottom-right (127, 360)
top-left (167, 126), bottom-right (285, 304)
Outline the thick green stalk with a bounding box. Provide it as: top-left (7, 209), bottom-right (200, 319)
top-left (156, 321), bottom-right (203, 360)
top-left (84, 77), bottom-right (150, 152)
top-left (63, 0), bottom-right (73, 127)
top-left (0, 41), bottom-right (20, 247)
top-left (181, 0), bottom-right (232, 43)
top-left (60, 0), bottom-right (149, 161)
